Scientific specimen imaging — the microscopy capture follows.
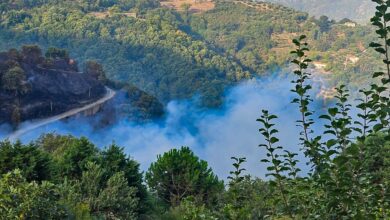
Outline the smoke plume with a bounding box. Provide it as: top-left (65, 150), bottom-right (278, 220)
top-left (1, 76), bottom-right (329, 179)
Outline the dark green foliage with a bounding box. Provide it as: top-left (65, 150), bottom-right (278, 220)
top-left (0, 141), bottom-right (52, 181)
top-left (227, 157), bottom-right (246, 186)
top-left (1, 66), bottom-right (29, 97)
top-left (123, 85), bottom-right (165, 120)
top-left (252, 2), bottom-right (390, 217)
top-left (0, 0), bottom-right (160, 12)
top-left (0, 170), bottom-right (67, 219)
top-left (316, 15), bottom-right (333, 33)
top-left (97, 171), bottom-right (139, 219)
top-left (21, 45), bottom-right (42, 64)
top-left (100, 144), bottom-right (148, 212)
top-left (55, 137), bottom-right (98, 180)
top-left (223, 158), bottom-right (272, 219)
top-left (146, 146), bottom-right (223, 207)
top-left (0, 0), bottom-right (377, 107)
top-left (190, 1), bottom-right (306, 74)
top-left (59, 162), bottom-right (139, 219)
top-left (321, 85), bottom-right (353, 150)
top-left (32, 134), bottom-right (148, 218)
top-left (1, 1), bottom-right (390, 219)
top-left (35, 133), bottom-right (77, 154)
top-left (84, 60), bottom-right (107, 82)
top-left (290, 35), bottom-right (324, 169)
top-left (257, 110), bottom-right (295, 218)
top-left (0, 2), bottom-right (248, 107)
top-left (45, 47), bottom-right (69, 60)
top-left (223, 177), bottom-right (272, 220)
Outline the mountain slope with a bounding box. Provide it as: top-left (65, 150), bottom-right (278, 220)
top-left (263, 0), bottom-right (374, 23)
top-left (0, 0), bottom-right (378, 108)
top-left (190, 1), bottom-right (377, 89)
top-left (0, 45), bottom-right (164, 126)
top-left (0, 46), bottom-right (106, 125)
top-left (0, 1), bottom-right (249, 107)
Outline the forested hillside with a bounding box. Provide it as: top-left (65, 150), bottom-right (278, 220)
top-left (0, 0), bottom-right (378, 107)
top-left (264, 0), bottom-right (374, 23)
top-left (191, 1), bottom-right (378, 89)
top-left (1, 0), bottom-right (390, 219)
top-left (0, 0), bottom-right (248, 107)
top-left (1, 19), bottom-right (390, 219)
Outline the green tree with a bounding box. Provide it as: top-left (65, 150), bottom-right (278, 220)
top-left (98, 171), bottom-right (139, 219)
top-left (45, 47), bottom-right (69, 60)
top-left (1, 66), bottom-right (29, 97)
top-left (223, 177), bottom-right (271, 219)
top-left (55, 137), bottom-right (98, 180)
top-left (108, 5), bottom-right (121, 15)
top-left (146, 147), bottom-right (223, 207)
top-left (0, 141), bottom-right (52, 181)
top-left (60, 162), bottom-right (139, 219)
top-left (316, 15), bottom-right (332, 33)
top-left (225, 157), bottom-right (245, 218)
top-left (11, 105), bottom-right (21, 128)
top-left (0, 169), bottom-right (66, 219)
top-left (100, 144), bottom-right (147, 211)
top-left (167, 198), bottom-right (218, 220)
top-left (36, 133), bottom-right (77, 155)
top-left (21, 45), bottom-right (42, 64)
top-left (84, 60), bottom-right (107, 82)
top-left (181, 3), bottom-right (191, 24)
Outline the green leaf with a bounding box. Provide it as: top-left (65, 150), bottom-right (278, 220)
top-left (270, 137), bottom-right (279, 144)
top-left (369, 42), bottom-right (382, 48)
top-left (292, 39), bottom-right (300, 46)
top-left (326, 139), bottom-right (337, 148)
top-left (320, 115), bottom-right (332, 120)
top-left (385, 13), bottom-right (390, 22)
top-left (375, 47), bottom-right (387, 54)
top-left (373, 72), bottom-right (385, 78)
top-left (328, 108), bottom-right (339, 117)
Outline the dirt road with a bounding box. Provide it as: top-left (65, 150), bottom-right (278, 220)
top-left (7, 87), bottom-right (116, 141)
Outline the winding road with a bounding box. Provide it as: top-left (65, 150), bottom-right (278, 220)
top-left (7, 87), bottom-right (116, 141)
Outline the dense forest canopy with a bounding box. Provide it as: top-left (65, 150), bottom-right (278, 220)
top-left (0, 0), bottom-right (379, 107)
top-left (0, 0), bottom-right (390, 219)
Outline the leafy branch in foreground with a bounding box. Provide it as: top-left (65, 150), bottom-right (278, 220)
top-left (370, 0), bottom-right (390, 83)
top-left (253, 2), bottom-right (390, 216)
top-left (227, 157), bottom-right (247, 186)
top-left (320, 85), bottom-right (352, 151)
top-left (370, 0), bottom-right (390, 138)
top-left (354, 89), bottom-right (376, 142)
top-left (290, 35), bottom-right (313, 145)
top-left (257, 110), bottom-right (295, 218)
top-left (290, 35), bottom-right (324, 171)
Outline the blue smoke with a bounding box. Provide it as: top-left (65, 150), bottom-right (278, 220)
top-left (1, 75), bottom-right (330, 179)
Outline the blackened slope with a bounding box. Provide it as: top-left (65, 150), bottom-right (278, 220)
top-left (0, 47), bottom-right (105, 124)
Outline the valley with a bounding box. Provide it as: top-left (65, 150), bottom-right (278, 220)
top-left (0, 0), bottom-right (378, 108)
top-left (0, 0), bottom-right (389, 219)
top-left (0, 0), bottom-right (377, 170)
